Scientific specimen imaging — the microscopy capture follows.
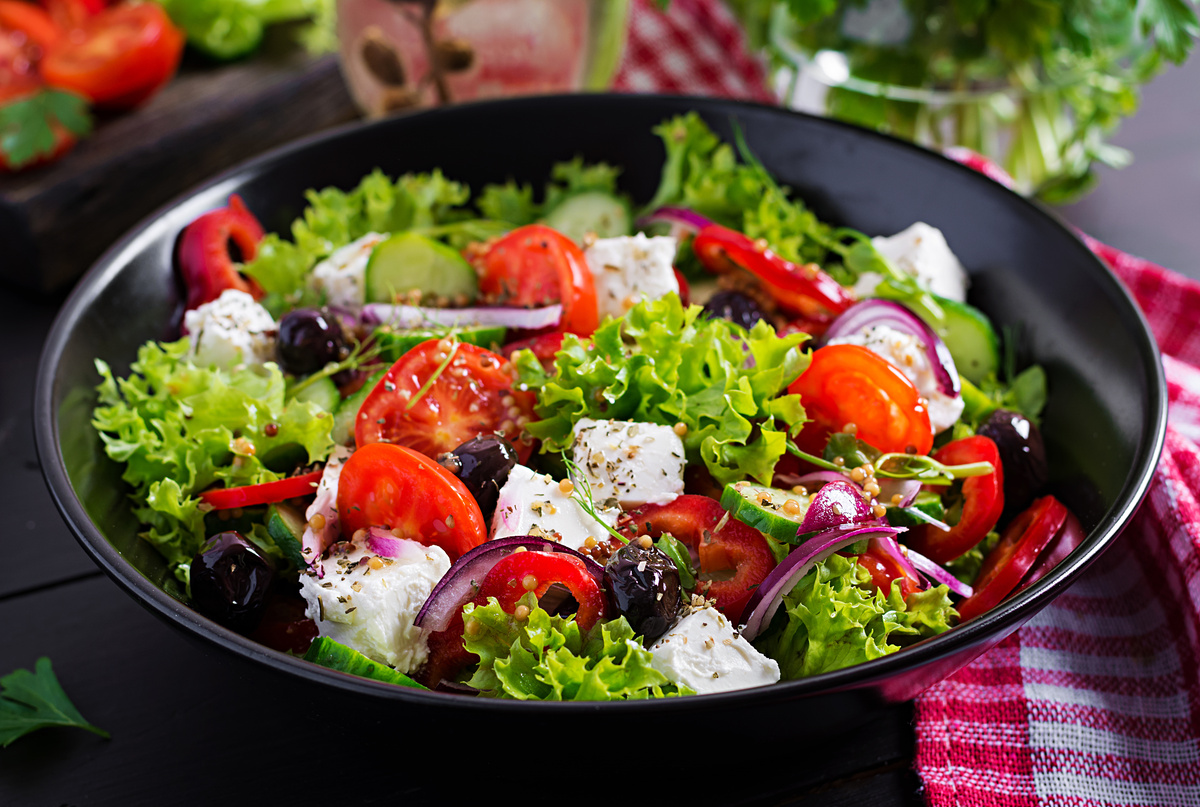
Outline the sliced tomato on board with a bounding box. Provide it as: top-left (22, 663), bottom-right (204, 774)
top-left (475, 550), bottom-right (608, 631)
top-left (40, 0), bottom-right (105, 33)
top-left (0, 1), bottom-right (61, 50)
top-left (956, 495), bottom-right (1069, 622)
top-left (907, 436), bottom-right (1004, 565)
top-left (355, 338), bottom-right (536, 462)
top-left (200, 470), bottom-right (323, 510)
top-left (623, 494), bottom-right (776, 623)
top-left (337, 442), bottom-right (486, 562)
top-left (475, 224), bottom-right (599, 337)
top-left (178, 195), bottom-right (266, 311)
top-left (789, 343), bottom-right (935, 457)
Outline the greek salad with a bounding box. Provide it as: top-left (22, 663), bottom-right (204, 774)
top-left (92, 113), bottom-right (1084, 699)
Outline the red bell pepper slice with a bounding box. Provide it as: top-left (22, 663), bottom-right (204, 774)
top-left (200, 470), bottom-right (322, 510)
top-left (907, 436), bottom-right (1004, 564)
top-left (476, 550), bottom-right (608, 631)
top-left (178, 194), bottom-right (266, 311)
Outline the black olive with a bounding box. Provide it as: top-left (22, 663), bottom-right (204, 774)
top-left (436, 435), bottom-right (518, 522)
top-left (604, 541), bottom-right (683, 643)
top-left (702, 290), bottom-right (767, 331)
top-left (190, 531), bottom-right (275, 633)
top-left (978, 408), bottom-right (1049, 523)
top-left (276, 308), bottom-right (347, 376)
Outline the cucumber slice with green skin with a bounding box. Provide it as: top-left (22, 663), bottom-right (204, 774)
top-left (373, 324), bottom-right (507, 363)
top-left (930, 296), bottom-right (999, 385)
top-left (364, 232), bottom-right (478, 306)
top-left (542, 191), bottom-right (631, 243)
top-left (885, 491), bottom-right (946, 529)
top-left (720, 481), bottom-right (813, 548)
top-left (303, 637), bottom-right (427, 689)
top-left (291, 375), bottom-right (340, 413)
top-left (331, 369), bottom-right (387, 446)
top-left (267, 503), bottom-right (308, 569)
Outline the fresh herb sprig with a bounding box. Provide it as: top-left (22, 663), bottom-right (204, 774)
top-left (0, 90), bottom-right (92, 170)
top-left (285, 333), bottom-right (383, 400)
top-left (785, 440), bottom-right (992, 484)
top-left (561, 454), bottom-right (628, 545)
top-left (0, 658), bottom-right (109, 747)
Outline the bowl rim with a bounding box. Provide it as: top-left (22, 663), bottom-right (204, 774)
top-left (34, 92), bottom-right (1169, 712)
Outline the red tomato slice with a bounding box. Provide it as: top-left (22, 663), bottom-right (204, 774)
top-left (336, 442), bottom-right (486, 562)
top-left (907, 436), bottom-right (1004, 564)
top-left (200, 470), bottom-right (323, 510)
top-left (691, 224), bottom-right (854, 320)
top-left (476, 224), bottom-right (599, 336)
top-left (790, 343), bottom-right (935, 456)
top-left (500, 330), bottom-right (564, 373)
top-left (0, 1), bottom-right (60, 50)
top-left (40, 0), bottom-right (103, 33)
top-left (852, 538), bottom-right (921, 599)
top-left (476, 550), bottom-right (608, 631)
top-left (624, 494), bottom-right (776, 623)
top-left (956, 495), bottom-right (1068, 622)
top-left (41, 3), bottom-right (182, 108)
top-left (179, 195), bottom-right (266, 311)
top-left (355, 339), bottom-right (536, 462)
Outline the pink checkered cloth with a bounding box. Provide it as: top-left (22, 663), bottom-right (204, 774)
top-left (618, 4), bottom-right (1200, 804)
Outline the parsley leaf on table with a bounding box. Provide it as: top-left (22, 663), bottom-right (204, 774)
top-left (0, 90), bottom-right (92, 170)
top-left (0, 658), bottom-right (109, 747)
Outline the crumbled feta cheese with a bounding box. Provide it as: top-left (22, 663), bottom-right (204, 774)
top-left (584, 234), bottom-right (680, 320)
top-left (871, 222), bottom-right (969, 302)
top-left (299, 538), bottom-right (449, 673)
top-left (491, 465), bottom-right (620, 551)
top-left (827, 324), bottom-right (965, 433)
top-left (571, 418), bottom-right (684, 508)
top-left (301, 445), bottom-right (354, 568)
top-left (183, 289), bottom-right (277, 369)
top-left (650, 607), bottom-right (780, 695)
top-left (310, 232), bottom-right (386, 309)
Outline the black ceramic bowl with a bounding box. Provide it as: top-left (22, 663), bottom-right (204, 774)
top-left (35, 94), bottom-right (1166, 734)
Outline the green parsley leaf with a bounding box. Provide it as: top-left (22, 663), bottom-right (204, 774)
top-left (0, 90), bottom-right (91, 170)
top-left (0, 658), bottom-right (109, 747)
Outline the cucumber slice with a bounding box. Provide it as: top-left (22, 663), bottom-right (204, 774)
top-left (267, 502), bottom-right (308, 569)
top-left (373, 324), bottom-right (507, 363)
top-left (885, 491), bottom-right (946, 529)
top-left (364, 232), bottom-right (478, 305)
top-left (931, 297), bottom-right (999, 385)
top-left (291, 375), bottom-right (340, 413)
top-left (303, 637), bottom-right (427, 689)
top-left (331, 369), bottom-right (387, 446)
top-left (542, 191), bottom-right (631, 242)
top-left (720, 481), bottom-right (812, 547)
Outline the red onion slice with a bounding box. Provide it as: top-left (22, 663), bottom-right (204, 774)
top-left (414, 537), bottom-right (605, 632)
top-left (740, 526), bottom-right (902, 641)
top-left (635, 206), bottom-right (717, 238)
top-left (822, 299), bottom-right (960, 397)
top-left (905, 545), bottom-right (974, 598)
top-left (362, 303), bottom-right (562, 331)
top-left (797, 480), bottom-right (874, 534)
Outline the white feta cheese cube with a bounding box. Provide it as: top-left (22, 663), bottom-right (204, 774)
top-left (310, 232), bottom-right (387, 309)
top-left (650, 607), bottom-right (780, 695)
top-left (183, 289), bottom-right (277, 369)
top-left (584, 234), bottom-right (680, 320)
top-left (298, 538), bottom-right (450, 673)
top-left (571, 418), bottom-right (685, 508)
top-left (871, 222), bottom-right (969, 303)
top-left (491, 465), bottom-right (620, 552)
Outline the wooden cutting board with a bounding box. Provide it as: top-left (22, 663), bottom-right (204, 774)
top-left (0, 29), bottom-right (361, 296)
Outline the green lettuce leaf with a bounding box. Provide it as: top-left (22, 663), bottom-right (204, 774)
top-left (92, 338), bottom-right (335, 585)
top-left (754, 554), bottom-right (956, 679)
top-left (514, 293), bottom-right (809, 486)
top-left (462, 594), bottom-right (690, 700)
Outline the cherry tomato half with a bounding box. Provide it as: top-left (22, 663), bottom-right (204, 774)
top-left (336, 442), bottom-right (486, 562)
top-left (907, 436), bottom-right (1004, 564)
top-left (956, 495), bottom-right (1068, 622)
top-left (200, 470), bottom-right (323, 510)
top-left (476, 224), bottom-right (599, 336)
top-left (178, 195), bottom-right (266, 311)
top-left (692, 224), bottom-right (854, 320)
top-left (789, 343), bottom-right (935, 456)
top-left (41, 3), bottom-right (183, 108)
top-left (355, 339), bottom-right (536, 462)
top-left (624, 494), bottom-right (776, 623)
top-left (476, 550), bottom-right (608, 631)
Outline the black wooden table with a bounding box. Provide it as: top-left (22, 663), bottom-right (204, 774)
top-left (2, 57), bottom-right (1197, 805)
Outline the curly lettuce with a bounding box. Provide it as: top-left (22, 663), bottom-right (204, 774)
top-left (514, 293), bottom-right (809, 486)
top-left (462, 594), bottom-right (690, 700)
top-left (754, 554), bottom-right (956, 679)
top-left (92, 338), bottom-right (335, 585)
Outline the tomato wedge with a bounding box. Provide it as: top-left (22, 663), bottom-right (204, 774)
top-left (200, 470), bottom-right (323, 510)
top-left (956, 495), bottom-right (1068, 622)
top-left (853, 538), bottom-right (922, 599)
top-left (41, 3), bottom-right (183, 108)
top-left (692, 224), bottom-right (854, 320)
top-left (476, 550), bottom-right (608, 631)
top-left (178, 195), bottom-right (266, 311)
top-left (336, 442), bottom-right (486, 562)
top-left (355, 338), bottom-right (536, 462)
top-left (476, 224), bottom-right (599, 336)
top-left (907, 436), bottom-right (1004, 564)
top-left (790, 343), bottom-right (935, 456)
top-left (624, 495), bottom-right (775, 623)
